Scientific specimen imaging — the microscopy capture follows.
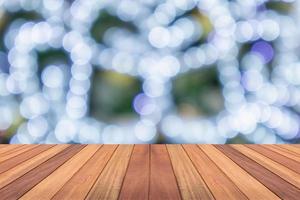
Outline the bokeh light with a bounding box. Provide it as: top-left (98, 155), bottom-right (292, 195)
top-left (0, 0), bottom-right (299, 144)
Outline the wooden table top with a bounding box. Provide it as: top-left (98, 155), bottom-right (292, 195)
top-left (0, 144), bottom-right (299, 199)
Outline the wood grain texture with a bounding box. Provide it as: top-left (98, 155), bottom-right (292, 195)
top-left (52, 145), bottom-right (117, 200)
top-left (200, 145), bottom-right (279, 199)
top-left (0, 145), bottom-right (69, 189)
top-left (149, 145), bottom-right (181, 200)
top-left (118, 145), bottom-right (150, 200)
top-left (0, 145), bottom-right (32, 163)
top-left (217, 145), bottom-right (300, 200)
top-left (0, 144), bottom-right (297, 199)
top-left (20, 145), bottom-right (100, 200)
top-left (0, 145), bottom-right (85, 199)
top-left (265, 145), bottom-right (300, 163)
top-left (278, 145), bottom-right (300, 156)
top-left (0, 145), bottom-right (53, 174)
top-left (0, 145), bottom-right (24, 156)
top-left (246, 144), bottom-right (300, 174)
top-left (183, 144), bottom-right (247, 200)
top-left (86, 145), bottom-right (133, 200)
top-left (167, 144), bottom-right (214, 200)
top-left (232, 145), bottom-right (300, 189)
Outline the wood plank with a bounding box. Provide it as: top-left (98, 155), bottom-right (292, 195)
top-left (279, 145), bottom-right (300, 156)
top-left (0, 145), bottom-right (24, 156)
top-left (0, 145), bottom-right (30, 161)
top-left (0, 145), bottom-right (85, 199)
top-left (52, 145), bottom-right (117, 200)
top-left (232, 145), bottom-right (300, 189)
top-left (216, 145), bottom-right (300, 200)
top-left (265, 145), bottom-right (300, 163)
top-left (0, 145), bottom-right (53, 174)
top-left (0, 145), bottom-right (37, 163)
top-left (119, 145), bottom-right (150, 200)
top-left (0, 144), bottom-right (297, 199)
top-left (200, 145), bottom-right (279, 199)
top-left (86, 145), bottom-right (133, 200)
top-left (20, 145), bottom-right (99, 200)
top-left (246, 145), bottom-right (300, 174)
top-left (167, 144), bottom-right (213, 200)
top-left (0, 145), bottom-right (68, 189)
top-left (183, 145), bottom-right (247, 200)
top-left (149, 145), bottom-right (181, 200)
top-left (0, 145), bottom-right (8, 152)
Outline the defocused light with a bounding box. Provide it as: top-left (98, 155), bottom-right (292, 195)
top-left (266, 106), bottom-right (283, 129)
top-left (117, 0), bottom-right (139, 21)
top-left (71, 42), bottom-right (92, 65)
top-left (42, 65), bottom-right (64, 88)
top-left (62, 31), bottom-right (82, 52)
top-left (112, 52), bottom-right (134, 73)
top-left (102, 125), bottom-right (124, 144)
top-left (16, 123), bottom-right (34, 144)
top-left (241, 53), bottom-right (264, 70)
top-left (0, 73), bottom-right (9, 96)
top-left (251, 41), bottom-right (274, 64)
top-left (260, 19), bottom-right (280, 41)
top-left (69, 78), bottom-right (90, 95)
top-left (6, 73), bottom-right (27, 94)
top-left (71, 64), bottom-right (92, 80)
top-left (235, 21), bottom-right (253, 42)
top-left (159, 56), bottom-right (180, 77)
top-left (134, 119), bottom-right (156, 142)
top-left (133, 93), bottom-right (156, 115)
top-left (20, 94), bottom-right (49, 119)
top-left (154, 3), bottom-right (176, 25)
top-left (175, 18), bottom-right (196, 40)
top-left (43, 0), bottom-right (63, 11)
top-left (31, 22), bottom-right (52, 44)
top-left (148, 26), bottom-right (171, 48)
top-left (0, 106), bottom-right (13, 130)
top-left (78, 122), bottom-right (101, 143)
top-left (161, 115), bottom-right (183, 138)
top-left (248, 126), bottom-right (277, 144)
top-left (55, 119), bottom-right (77, 143)
top-left (257, 84), bottom-right (278, 104)
top-left (242, 69), bottom-right (263, 91)
top-left (66, 95), bottom-right (87, 119)
top-left (0, 0), bottom-right (299, 144)
top-left (143, 78), bottom-right (165, 98)
top-left (217, 115), bottom-right (238, 138)
top-left (27, 116), bottom-right (48, 138)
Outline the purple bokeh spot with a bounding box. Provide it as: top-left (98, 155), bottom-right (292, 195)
top-left (256, 3), bottom-right (266, 12)
top-left (133, 93), bottom-right (152, 115)
top-left (251, 41), bottom-right (274, 64)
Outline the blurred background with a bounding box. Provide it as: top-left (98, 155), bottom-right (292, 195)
top-left (0, 0), bottom-right (300, 144)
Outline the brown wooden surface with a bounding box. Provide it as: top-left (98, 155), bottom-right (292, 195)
top-left (149, 145), bottom-right (181, 200)
top-left (118, 145), bottom-right (150, 199)
top-left (167, 145), bottom-right (214, 199)
top-left (0, 144), bottom-right (298, 199)
top-left (216, 145), bottom-right (300, 199)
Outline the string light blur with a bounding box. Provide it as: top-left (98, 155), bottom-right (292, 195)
top-left (0, 0), bottom-right (299, 144)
